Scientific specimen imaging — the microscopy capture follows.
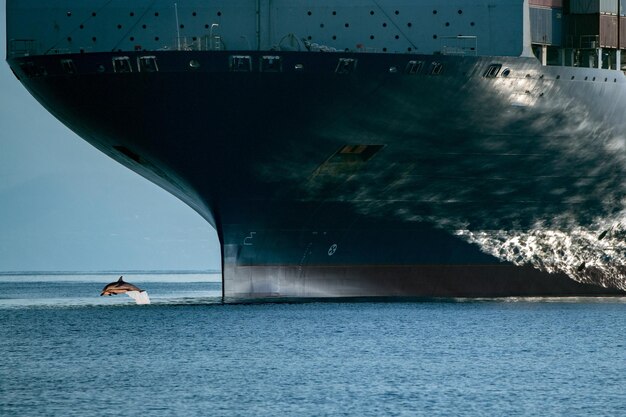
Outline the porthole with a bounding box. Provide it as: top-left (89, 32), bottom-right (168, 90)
top-left (370, 35), bottom-right (375, 40)
top-left (389, 66), bottom-right (398, 73)
top-left (332, 11), bottom-right (337, 16)
top-left (307, 11), bottom-right (312, 16)
top-left (320, 23), bottom-right (324, 28)
top-left (458, 10), bottom-right (463, 14)
top-left (605, 78), bottom-right (608, 82)
top-left (92, 12), bottom-right (97, 17)
top-left (470, 22), bottom-right (475, 26)
top-left (130, 12), bottom-right (135, 17)
top-left (332, 35), bottom-right (337, 40)
top-left (154, 36), bottom-right (160, 41)
top-left (204, 24), bottom-right (209, 29)
top-left (192, 12), bottom-right (197, 17)
top-left (217, 11), bottom-right (222, 16)
top-left (592, 77), bottom-right (596, 81)
top-left (80, 24), bottom-right (84, 29)
top-left (117, 24), bottom-right (122, 29)
top-left (395, 35), bottom-right (400, 39)
top-left (189, 60), bottom-right (201, 69)
top-left (445, 22), bottom-right (450, 27)
top-left (556, 75), bottom-right (561, 80)
top-left (179, 24), bottom-right (184, 29)
top-left (433, 34), bottom-right (438, 39)
top-left (383, 23), bottom-right (387, 27)
top-left (584, 76), bottom-right (588, 80)
top-left (143, 24), bottom-right (147, 29)
top-left (67, 37), bottom-right (72, 42)
top-left (67, 11), bottom-right (72, 17)
top-left (501, 68), bottom-right (511, 77)
top-left (433, 10), bottom-right (437, 14)
top-left (370, 11), bottom-right (375, 15)
top-left (155, 12), bottom-right (159, 17)
top-left (407, 22), bottom-right (412, 27)
top-left (395, 10), bottom-right (400, 15)
top-left (571, 76), bottom-right (575, 80)
top-left (92, 37), bottom-right (97, 42)
top-left (345, 23), bottom-right (349, 28)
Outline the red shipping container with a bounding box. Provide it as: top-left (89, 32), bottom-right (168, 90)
top-left (530, 0), bottom-right (563, 8)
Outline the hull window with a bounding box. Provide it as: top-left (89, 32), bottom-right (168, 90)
top-left (336, 58), bottom-right (357, 74)
top-left (260, 56), bottom-right (282, 72)
top-left (230, 55), bottom-right (252, 72)
top-left (138, 56), bottom-right (158, 72)
top-left (112, 57), bottom-right (132, 73)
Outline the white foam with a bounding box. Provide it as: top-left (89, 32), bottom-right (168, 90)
top-left (126, 291), bottom-right (151, 305)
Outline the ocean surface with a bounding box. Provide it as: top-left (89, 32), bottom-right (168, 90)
top-left (1, 274), bottom-right (625, 416)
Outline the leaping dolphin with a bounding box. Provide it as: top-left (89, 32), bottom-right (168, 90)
top-left (101, 276), bottom-right (143, 296)
top-left (100, 276), bottom-right (150, 304)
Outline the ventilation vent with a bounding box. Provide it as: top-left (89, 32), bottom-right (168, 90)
top-left (260, 56), bottom-right (282, 72)
top-left (112, 56), bottom-right (132, 73)
top-left (138, 56), bottom-right (158, 72)
top-left (331, 144), bottom-right (384, 163)
top-left (230, 55), bottom-right (252, 72)
top-left (60, 59), bottom-right (76, 74)
top-left (429, 62), bottom-right (443, 75)
top-left (405, 60), bottom-right (424, 74)
top-left (484, 64), bottom-right (502, 78)
top-left (335, 58), bottom-right (357, 74)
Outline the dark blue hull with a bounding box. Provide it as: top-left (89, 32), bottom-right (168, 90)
top-left (8, 51), bottom-right (626, 298)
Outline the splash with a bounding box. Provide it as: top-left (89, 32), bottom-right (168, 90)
top-left (126, 291), bottom-right (151, 305)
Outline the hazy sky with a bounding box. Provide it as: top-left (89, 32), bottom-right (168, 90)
top-left (0, 3), bottom-right (220, 272)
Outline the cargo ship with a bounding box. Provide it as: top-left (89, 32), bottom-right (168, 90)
top-left (6, 0), bottom-right (626, 299)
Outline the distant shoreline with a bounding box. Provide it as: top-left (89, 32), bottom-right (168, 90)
top-left (0, 270), bottom-right (221, 276)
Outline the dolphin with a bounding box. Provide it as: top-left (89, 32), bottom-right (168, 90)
top-left (100, 276), bottom-right (144, 296)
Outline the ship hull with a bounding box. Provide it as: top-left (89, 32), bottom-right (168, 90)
top-left (8, 51), bottom-right (626, 298)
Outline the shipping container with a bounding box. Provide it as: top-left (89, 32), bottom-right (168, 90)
top-left (531, 6), bottom-right (563, 45)
top-left (530, 0), bottom-right (563, 8)
top-left (569, 0), bottom-right (626, 15)
top-left (565, 13), bottom-right (623, 48)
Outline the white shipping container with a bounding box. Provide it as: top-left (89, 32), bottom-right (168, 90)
top-left (569, 0), bottom-right (626, 15)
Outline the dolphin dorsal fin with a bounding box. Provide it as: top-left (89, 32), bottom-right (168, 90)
top-left (117, 276), bottom-right (124, 283)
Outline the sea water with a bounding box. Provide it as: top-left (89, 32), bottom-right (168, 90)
top-left (1, 275), bottom-right (625, 416)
